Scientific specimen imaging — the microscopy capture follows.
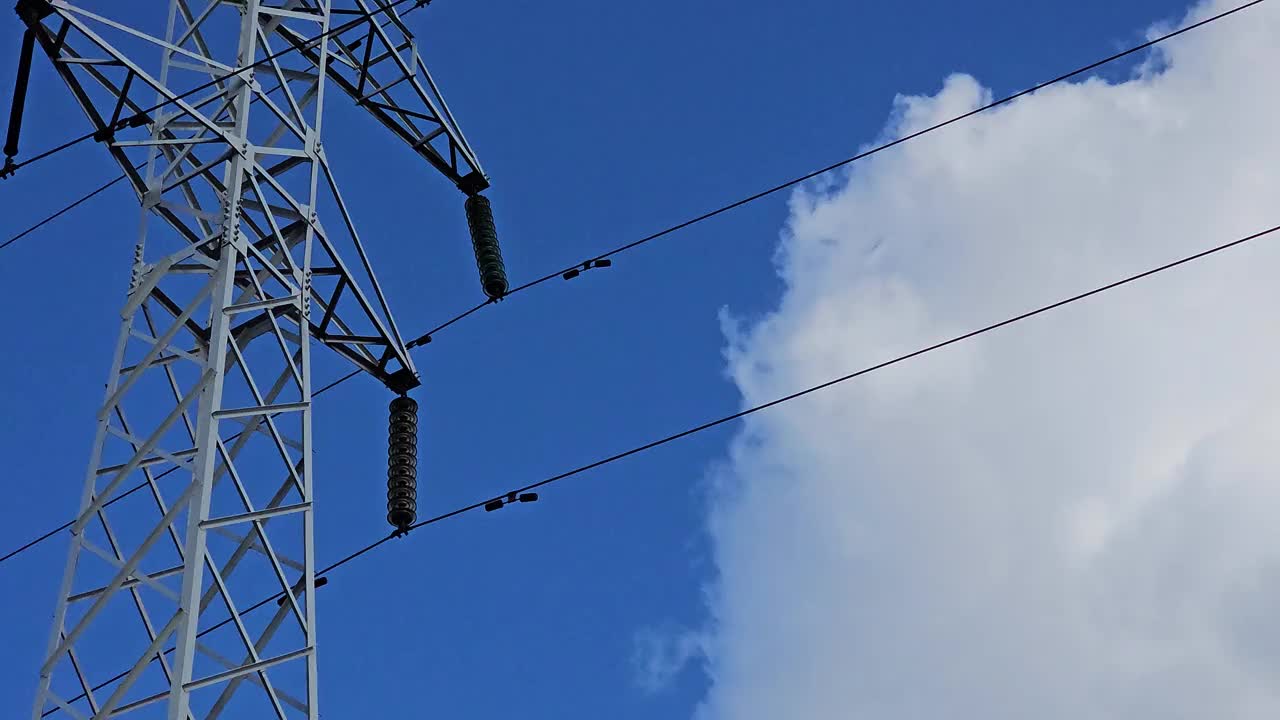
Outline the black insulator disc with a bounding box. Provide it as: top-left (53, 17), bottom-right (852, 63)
top-left (389, 452), bottom-right (417, 468)
top-left (389, 431), bottom-right (417, 446)
top-left (388, 508), bottom-right (416, 529)
top-left (390, 396), bottom-right (419, 412)
top-left (390, 420), bottom-right (417, 435)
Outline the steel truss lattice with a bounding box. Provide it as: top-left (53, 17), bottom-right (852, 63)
top-left (20, 1), bottom-right (485, 718)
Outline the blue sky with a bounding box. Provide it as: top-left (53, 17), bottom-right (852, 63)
top-left (0, 1), bottom-right (1204, 717)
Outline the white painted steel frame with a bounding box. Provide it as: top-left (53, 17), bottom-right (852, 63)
top-left (12, 0), bottom-right (489, 717)
top-left (23, 0), bottom-right (490, 715)
top-left (23, 0), bottom-right (432, 389)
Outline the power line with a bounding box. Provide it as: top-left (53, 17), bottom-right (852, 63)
top-left (407, 222), bottom-right (1280, 525)
top-left (314, 368), bottom-right (361, 395)
top-left (405, 298), bottom-right (489, 348)
top-left (0, 366), bottom-right (359, 567)
top-left (410, 0), bottom-right (1268, 344)
top-left (3, 1), bottom-right (1260, 288)
top-left (3, 0), bottom-right (428, 176)
top-left (0, 0), bottom-right (1270, 562)
top-left (39, 217), bottom-right (1280, 716)
top-left (0, 172), bottom-right (127, 251)
top-left (2, 158), bottom-right (152, 253)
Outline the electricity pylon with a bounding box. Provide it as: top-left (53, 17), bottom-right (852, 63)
top-left (14, 1), bottom-right (486, 718)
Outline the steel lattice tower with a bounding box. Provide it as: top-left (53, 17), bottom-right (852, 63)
top-left (15, 1), bottom-right (487, 718)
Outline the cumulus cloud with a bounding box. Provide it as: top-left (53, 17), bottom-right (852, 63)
top-left (697, 1), bottom-right (1280, 718)
top-left (632, 625), bottom-right (707, 694)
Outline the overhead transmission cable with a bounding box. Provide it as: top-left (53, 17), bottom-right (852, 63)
top-left (0, 0), bottom-right (1269, 565)
top-left (0, 172), bottom-right (128, 251)
top-left (39, 217), bottom-right (1280, 717)
top-left (0, 367), bottom-right (355, 566)
top-left (1, 0), bottom-right (429, 177)
top-left (406, 0), bottom-right (1269, 345)
top-left (0, 0), bottom-right (1262, 308)
top-left (2, 0), bottom-right (1262, 259)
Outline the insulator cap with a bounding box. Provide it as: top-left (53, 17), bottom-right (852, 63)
top-left (387, 396), bottom-right (419, 531)
top-left (464, 195), bottom-right (508, 300)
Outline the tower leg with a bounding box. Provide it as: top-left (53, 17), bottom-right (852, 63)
top-left (31, 1), bottom-right (331, 718)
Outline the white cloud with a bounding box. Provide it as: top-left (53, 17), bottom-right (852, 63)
top-left (697, 1), bottom-right (1280, 718)
top-left (632, 625), bottom-right (707, 694)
